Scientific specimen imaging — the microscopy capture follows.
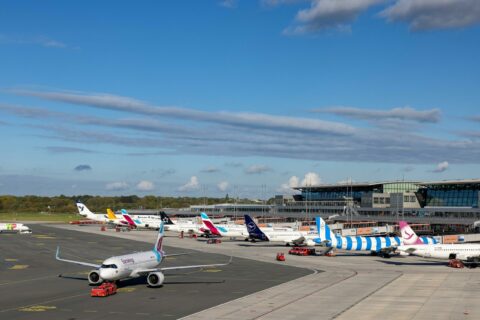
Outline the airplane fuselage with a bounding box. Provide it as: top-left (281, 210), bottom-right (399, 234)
top-left (99, 250), bottom-right (162, 281)
top-left (399, 244), bottom-right (480, 261)
top-left (0, 223), bottom-right (31, 234)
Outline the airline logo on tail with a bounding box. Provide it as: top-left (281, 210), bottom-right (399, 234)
top-left (121, 209), bottom-right (137, 227)
top-left (244, 215), bottom-right (269, 241)
top-left (399, 221), bottom-right (423, 245)
top-left (159, 212), bottom-right (174, 225)
top-left (200, 212), bottom-right (221, 236)
top-left (315, 216), bottom-right (334, 244)
top-left (399, 221), bottom-right (438, 245)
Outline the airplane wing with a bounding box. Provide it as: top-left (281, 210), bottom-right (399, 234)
top-left (55, 247), bottom-right (101, 268)
top-left (133, 256), bottom-right (233, 275)
top-left (291, 236), bottom-right (306, 245)
top-left (380, 246), bottom-right (397, 254)
top-left (398, 247), bottom-right (417, 254)
top-left (163, 252), bottom-right (190, 257)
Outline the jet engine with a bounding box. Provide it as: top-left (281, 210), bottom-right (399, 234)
top-left (305, 239), bottom-right (316, 247)
top-left (88, 270), bottom-right (103, 285)
top-left (147, 272), bottom-right (165, 287)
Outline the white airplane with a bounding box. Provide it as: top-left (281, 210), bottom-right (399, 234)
top-left (76, 201), bottom-right (131, 227)
top-left (200, 212), bottom-right (249, 238)
top-left (56, 222), bottom-right (232, 286)
top-left (244, 214), bottom-right (311, 246)
top-left (0, 223), bottom-right (31, 234)
top-left (159, 213), bottom-right (203, 234)
top-left (120, 209), bottom-right (162, 230)
top-left (397, 222), bottom-right (480, 267)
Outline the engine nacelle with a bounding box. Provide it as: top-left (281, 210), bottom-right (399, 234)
top-left (305, 239), bottom-right (316, 247)
top-left (147, 272), bottom-right (165, 287)
top-left (88, 270), bottom-right (103, 285)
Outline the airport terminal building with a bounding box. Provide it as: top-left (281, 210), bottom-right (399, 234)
top-left (181, 179), bottom-right (480, 232)
top-left (280, 179), bottom-right (480, 230)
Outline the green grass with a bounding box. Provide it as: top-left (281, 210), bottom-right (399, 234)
top-left (0, 212), bottom-right (78, 222)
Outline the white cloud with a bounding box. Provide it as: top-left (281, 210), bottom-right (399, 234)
top-left (284, 0), bottom-right (384, 35)
top-left (433, 161), bottom-right (449, 173)
top-left (245, 164), bottom-right (272, 174)
top-left (136, 180), bottom-right (155, 191)
top-left (380, 0), bottom-right (480, 31)
top-left (219, 0), bottom-right (237, 8)
top-left (301, 172), bottom-right (321, 186)
top-left (278, 175), bottom-right (301, 194)
top-left (178, 176), bottom-right (200, 192)
top-left (105, 181), bottom-right (129, 191)
top-left (6, 90), bottom-right (480, 165)
top-left (217, 181), bottom-right (229, 192)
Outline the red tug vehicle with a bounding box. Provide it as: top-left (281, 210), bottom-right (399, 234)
top-left (288, 247), bottom-right (316, 256)
top-left (276, 252), bottom-right (286, 261)
top-left (90, 282), bottom-right (118, 297)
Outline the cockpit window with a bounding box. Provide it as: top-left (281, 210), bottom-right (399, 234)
top-left (101, 264), bottom-right (118, 269)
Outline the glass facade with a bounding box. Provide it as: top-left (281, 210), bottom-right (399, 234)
top-left (299, 181), bottom-right (480, 209)
top-left (425, 188), bottom-right (479, 207)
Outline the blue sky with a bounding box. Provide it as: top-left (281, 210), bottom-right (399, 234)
top-left (1, 0), bottom-right (480, 197)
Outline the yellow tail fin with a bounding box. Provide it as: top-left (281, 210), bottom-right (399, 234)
top-left (106, 208), bottom-right (117, 220)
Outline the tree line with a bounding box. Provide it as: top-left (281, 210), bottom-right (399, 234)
top-left (0, 194), bottom-right (257, 213)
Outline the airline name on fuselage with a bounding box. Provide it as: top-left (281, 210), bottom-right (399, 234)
top-left (121, 257), bottom-right (135, 264)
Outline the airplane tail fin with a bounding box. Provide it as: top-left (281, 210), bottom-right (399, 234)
top-left (315, 216), bottom-right (335, 242)
top-left (106, 208), bottom-right (117, 220)
top-left (244, 215), bottom-right (269, 241)
top-left (153, 222), bottom-right (165, 257)
top-left (399, 221), bottom-right (423, 245)
top-left (200, 212), bottom-right (221, 236)
top-left (76, 201), bottom-right (95, 218)
top-left (121, 209), bottom-right (137, 227)
top-left (159, 211), bottom-right (174, 225)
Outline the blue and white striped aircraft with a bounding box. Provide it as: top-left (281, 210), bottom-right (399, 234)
top-left (312, 217), bottom-right (436, 257)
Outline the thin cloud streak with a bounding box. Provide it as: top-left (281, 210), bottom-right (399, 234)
top-left (11, 89), bottom-right (356, 136)
top-left (315, 106), bottom-right (441, 123)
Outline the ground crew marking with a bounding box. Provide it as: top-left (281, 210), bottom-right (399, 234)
top-left (18, 305), bottom-right (56, 312)
top-left (9, 265), bottom-right (29, 270)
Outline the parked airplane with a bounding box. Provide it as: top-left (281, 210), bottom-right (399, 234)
top-left (56, 222), bottom-right (232, 286)
top-left (398, 220), bottom-right (437, 245)
top-left (0, 223), bottom-right (31, 234)
top-left (313, 217), bottom-right (437, 257)
top-left (396, 222), bottom-right (479, 266)
top-left (200, 212), bottom-right (249, 238)
top-left (76, 202), bottom-right (128, 226)
top-left (244, 214), bottom-right (311, 246)
top-left (120, 209), bottom-right (162, 230)
top-left (159, 212), bottom-right (202, 233)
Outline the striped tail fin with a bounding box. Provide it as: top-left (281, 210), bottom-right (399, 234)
top-left (315, 216), bottom-right (335, 242)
